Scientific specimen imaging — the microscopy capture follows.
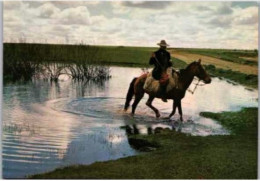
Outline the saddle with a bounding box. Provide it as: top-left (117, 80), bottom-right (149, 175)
top-left (158, 72), bottom-right (169, 86)
top-left (143, 68), bottom-right (179, 94)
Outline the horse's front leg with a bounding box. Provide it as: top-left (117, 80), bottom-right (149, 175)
top-left (177, 100), bottom-right (184, 122)
top-left (146, 96), bottom-right (160, 118)
top-left (168, 100), bottom-right (177, 118)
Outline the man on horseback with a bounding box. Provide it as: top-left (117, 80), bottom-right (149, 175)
top-left (149, 40), bottom-right (172, 102)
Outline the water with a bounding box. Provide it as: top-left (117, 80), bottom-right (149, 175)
top-left (3, 67), bottom-right (258, 178)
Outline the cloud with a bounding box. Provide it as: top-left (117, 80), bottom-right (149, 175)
top-left (90, 17), bottom-right (125, 34)
top-left (90, 15), bottom-right (107, 25)
top-left (4, 1), bottom-right (23, 10)
top-left (51, 25), bottom-right (70, 34)
top-left (231, 1), bottom-right (258, 8)
top-left (3, 1), bottom-right (258, 49)
top-left (216, 3), bottom-right (233, 15)
top-left (120, 1), bottom-right (172, 9)
top-left (234, 7), bottom-right (258, 25)
top-left (53, 6), bottom-right (91, 25)
top-left (38, 3), bottom-right (61, 18)
top-left (27, 1), bottom-right (100, 9)
top-left (207, 16), bottom-right (232, 28)
top-left (195, 5), bottom-right (213, 12)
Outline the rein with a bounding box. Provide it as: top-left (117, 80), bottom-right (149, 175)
top-left (188, 77), bottom-right (206, 94)
top-left (154, 56), bottom-right (164, 69)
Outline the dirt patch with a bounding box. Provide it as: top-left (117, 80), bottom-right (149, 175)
top-left (239, 56), bottom-right (258, 62)
top-left (171, 50), bottom-right (258, 75)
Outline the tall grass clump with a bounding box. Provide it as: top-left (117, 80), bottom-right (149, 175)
top-left (4, 43), bottom-right (111, 83)
top-left (4, 43), bottom-right (41, 82)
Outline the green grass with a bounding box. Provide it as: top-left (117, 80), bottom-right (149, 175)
top-left (178, 48), bottom-right (258, 66)
top-left (30, 107), bottom-right (258, 179)
top-left (171, 57), bottom-right (187, 69)
top-left (200, 107), bottom-right (258, 135)
top-left (4, 43), bottom-right (156, 65)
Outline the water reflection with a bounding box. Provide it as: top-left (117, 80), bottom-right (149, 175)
top-left (3, 66), bottom-right (258, 178)
top-left (121, 123), bottom-right (182, 135)
top-left (123, 124), bottom-right (166, 135)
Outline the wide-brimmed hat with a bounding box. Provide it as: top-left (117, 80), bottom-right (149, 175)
top-left (157, 40), bottom-right (169, 47)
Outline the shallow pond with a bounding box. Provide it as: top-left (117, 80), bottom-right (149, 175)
top-left (3, 66), bottom-right (258, 178)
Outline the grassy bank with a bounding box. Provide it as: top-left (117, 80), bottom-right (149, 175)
top-left (31, 107), bottom-right (257, 179)
top-left (200, 107), bottom-right (257, 136)
top-left (204, 64), bottom-right (258, 89)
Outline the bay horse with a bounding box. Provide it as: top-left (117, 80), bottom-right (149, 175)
top-left (124, 59), bottom-right (211, 121)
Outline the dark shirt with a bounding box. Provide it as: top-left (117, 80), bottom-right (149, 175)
top-left (149, 48), bottom-right (172, 80)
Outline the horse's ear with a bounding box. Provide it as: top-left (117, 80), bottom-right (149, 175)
top-left (198, 59), bottom-right (201, 64)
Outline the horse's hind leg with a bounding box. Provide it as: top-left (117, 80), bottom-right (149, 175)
top-left (177, 100), bottom-right (184, 122)
top-left (132, 93), bottom-right (144, 115)
top-left (146, 96), bottom-right (160, 118)
top-left (168, 100), bottom-right (177, 118)
top-left (131, 76), bottom-right (146, 115)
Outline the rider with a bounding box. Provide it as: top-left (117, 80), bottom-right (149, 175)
top-left (149, 40), bottom-right (172, 102)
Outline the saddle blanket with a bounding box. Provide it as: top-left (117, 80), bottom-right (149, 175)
top-left (143, 68), bottom-right (179, 94)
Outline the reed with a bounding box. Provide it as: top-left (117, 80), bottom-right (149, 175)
top-left (4, 43), bottom-right (111, 82)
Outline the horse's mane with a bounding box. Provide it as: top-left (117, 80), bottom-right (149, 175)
top-left (179, 61), bottom-right (196, 76)
top-left (186, 61), bottom-right (197, 69)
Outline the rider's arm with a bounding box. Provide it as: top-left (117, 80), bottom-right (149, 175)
top-left (149, 52), bottom-right (156, 65)
top-left (167, 52), bottom-right (172, 67)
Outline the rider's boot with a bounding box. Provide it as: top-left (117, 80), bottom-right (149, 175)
top-left (161, 85), bottom-right (168, 102)
top-left (162, 97), bottom-right (167, 102)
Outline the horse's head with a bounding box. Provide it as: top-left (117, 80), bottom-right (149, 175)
top-left (189, 59), bottom-right (211, 84)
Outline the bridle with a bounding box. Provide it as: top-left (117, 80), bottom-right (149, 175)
top-left (187, 76), bottom-right (207, 95)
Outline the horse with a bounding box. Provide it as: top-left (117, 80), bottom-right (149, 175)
top-left (124, 59), bottom-right (211, 121)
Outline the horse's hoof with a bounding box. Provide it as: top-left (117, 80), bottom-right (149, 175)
top-left (156, 113), bottom-right (161, 118)
top-left (187, 119), bottom-right (193, 123)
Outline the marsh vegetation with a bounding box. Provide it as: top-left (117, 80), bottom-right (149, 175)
top-left (4, 43), bottom-right (111, 82)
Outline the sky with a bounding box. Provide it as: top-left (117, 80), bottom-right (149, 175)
top-left (3, 1), bottom-right (259, 49)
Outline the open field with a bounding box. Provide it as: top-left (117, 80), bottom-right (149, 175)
top-left (175, 48), bottom-right (258, 65)
top-left (31, 107), bottom-right (257, 179)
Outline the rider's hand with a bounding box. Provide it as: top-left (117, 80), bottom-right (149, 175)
top-left (151, 53), bottom-right (156, 58)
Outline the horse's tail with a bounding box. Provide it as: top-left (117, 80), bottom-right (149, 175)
top-left (124, 77), bottom-right (137, 111)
